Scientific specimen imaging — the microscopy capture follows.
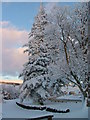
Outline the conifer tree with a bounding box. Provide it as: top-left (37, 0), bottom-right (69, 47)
top-left (19, 3), bottom-right (63, 104)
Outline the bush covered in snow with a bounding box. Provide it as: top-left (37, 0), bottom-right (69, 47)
top-left (1, 84), bottom-right (20, 100)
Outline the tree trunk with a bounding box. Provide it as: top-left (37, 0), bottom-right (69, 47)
top-left (64, 43), bottom-right (69, 65)
top-left (79, 86), bottom-right (87, 99)
top-left (77, 85), bottom-right (87, 107)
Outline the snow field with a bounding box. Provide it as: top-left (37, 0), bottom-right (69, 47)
top-left (2, 98), bottom-right (88, 118)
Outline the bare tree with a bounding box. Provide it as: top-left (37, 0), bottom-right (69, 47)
top-left (48, 3), bottom-right (89, 102)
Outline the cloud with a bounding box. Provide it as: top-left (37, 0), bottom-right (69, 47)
top-left (2, 47), bottom-right (28, 76)
top-left (2, 27), bottom-right (28, 48)
top-left (0, 21), bottom-right (29, 76)
top-left (0, 21), bottom-right (28, 49)
top-left (0, 21), bottom-right (10, 27)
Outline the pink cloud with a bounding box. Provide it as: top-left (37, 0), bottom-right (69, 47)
top-left (0, 21), bottom-right (10, 27)
top-left (2, 47), bottom-right (28, 75)
top-left (2, 28), bottom-right (28, 48)
top-left (0, 21), bottom-right (29, 76)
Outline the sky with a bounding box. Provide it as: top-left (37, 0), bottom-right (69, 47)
top-left (0, 2), bottom-right (76, 82)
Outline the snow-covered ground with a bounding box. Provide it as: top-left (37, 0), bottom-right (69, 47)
top-left (0, 95), bottom-right (2, 120)
top-left (0, 85), bottom-right (88, 119)
top-left (1, 98), bottom-right (88, 119)
top-left (61, 85), bottom-right (81, 95)
top-left (0, 103), bottom-right (2, 120)
top-left (57, 95), bottom-right (82, 101)
top-left (2, 99), bottom-right (53, 119)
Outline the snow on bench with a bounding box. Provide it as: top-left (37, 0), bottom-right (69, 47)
top-left (16, 102), bottom-right (70, 113)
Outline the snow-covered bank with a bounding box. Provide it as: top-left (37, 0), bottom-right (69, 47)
top-left (2, 98), bottom-right (88, 118)
top-left (2, 99), bottom-right (53, 118)
top-left (57, 95), bottom-right (82, 101)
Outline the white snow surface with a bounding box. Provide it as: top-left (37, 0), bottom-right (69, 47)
top-left (61, 86), bottom-right (81, 94)
top-left (0, 94), bottom-right (2, 120)
top-left (0, 103), bottom-right (2, 120)
top-left (21, 77), bottom-right (41, 90)
top-left (57, 95), bottom-right (82, 100)
top-left (2, 97), bottom-right (88, 119)
top-left (2, 99), bottom-right (53, 119)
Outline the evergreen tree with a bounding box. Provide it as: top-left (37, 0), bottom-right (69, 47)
top-left (19, 3), bottom-right (63, 104)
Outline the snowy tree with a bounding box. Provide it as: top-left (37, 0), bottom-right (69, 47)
top-left (48, 3), bottom-right (89, 101)
top-left (2, 84), bottom-right (19, 99)
top-left (71, 3), bottom-right (88, 87)
top-left (19, 3), bottom-right (64, 104)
